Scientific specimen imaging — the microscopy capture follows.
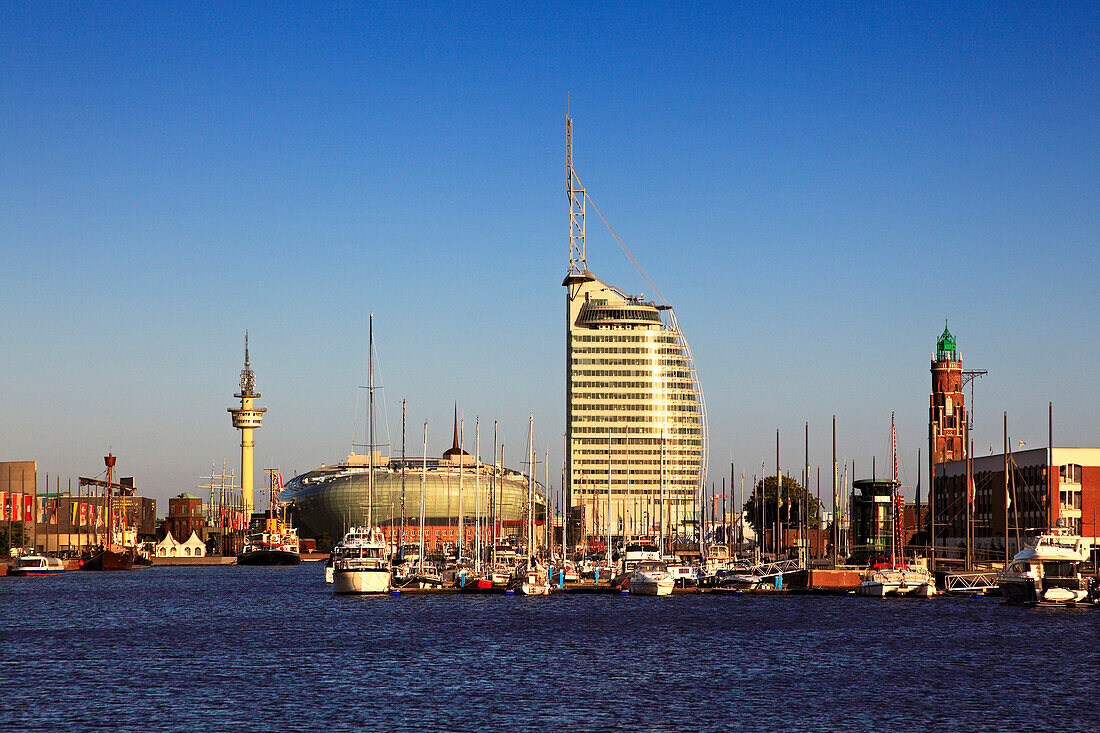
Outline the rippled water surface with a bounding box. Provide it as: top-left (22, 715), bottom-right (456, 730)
top-left (2, 564), bottom-right (1096, 732)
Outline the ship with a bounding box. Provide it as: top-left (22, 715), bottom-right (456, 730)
top-left (237, 513), bottom-right (301, 566)
top-left (79, 453), bottom-right (139, 572)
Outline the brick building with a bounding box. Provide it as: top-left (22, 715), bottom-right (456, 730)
top-left (934, 447), bottom-right (1100, 563)
top-left (164, 493), bottom-right (206, 543)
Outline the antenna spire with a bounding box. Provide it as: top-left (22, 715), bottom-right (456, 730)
top-left (567, 116), bottom-right (587, 275)
top-left (239, 331), bottom-right (256, 396)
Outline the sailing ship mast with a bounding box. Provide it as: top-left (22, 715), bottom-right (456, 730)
top-left (367, 313), bottom-right (375, 531)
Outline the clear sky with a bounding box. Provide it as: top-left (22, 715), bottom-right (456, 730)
top-left (2, 2), bottom-right (1097, 508)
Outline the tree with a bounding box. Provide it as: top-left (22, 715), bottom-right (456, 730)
top-left (742, 474), bottom-right (820, 536)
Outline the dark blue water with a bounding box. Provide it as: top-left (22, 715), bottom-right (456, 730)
top-left (2, 564), bottom-right (1096, 732)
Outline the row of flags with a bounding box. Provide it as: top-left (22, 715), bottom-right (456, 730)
top-left (0, 492), bottom-right (36, 522)
top-left (218, 507), bottom-right (246, 530)
top-left (0, 492), bottom-right (127, 528)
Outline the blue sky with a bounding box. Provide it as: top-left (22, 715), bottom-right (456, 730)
top-left (2, 2), bottom-right (1097, 507)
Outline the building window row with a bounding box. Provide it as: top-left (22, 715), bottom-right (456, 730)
top-left (572, 346), bottom-right (656, 355)
top-left (572, 369), bottom-right (693, 379)
top-left (571, 402), bottom-right (701, 413)
top-left (572, 392), bottom-right (698, 402)
top-left (573, 333), bottom-right (680, 343)
top-left (571, 423), bottom-right (703, 436)
top-left (572, 381), bottom-right (696, 391)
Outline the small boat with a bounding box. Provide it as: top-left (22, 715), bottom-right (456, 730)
top-left (10, 554), bottom-right (66, 576)
top-left (511, 560), bottom-right (551, 596)
top-left (333, 526), bottom-right (391, 595)
top-left (999, 527), bottom-right (1091, 605)
top-left (627, 560), bottom-right (675, 596)
top-left (857, 563), bottom-right (937, 598)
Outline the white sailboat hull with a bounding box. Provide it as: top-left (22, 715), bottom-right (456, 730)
top-left (333, 568), bottom-right (391, 594)
top-left (518, 580), bottom-right (552, 596)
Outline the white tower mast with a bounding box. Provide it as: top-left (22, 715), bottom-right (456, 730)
top-left (228, 333), bottom-right (266, 518)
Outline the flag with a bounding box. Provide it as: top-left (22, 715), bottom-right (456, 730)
top-left (96, 505), bottom-right (104, 528)
top-left (0, 491), bottom-right (6, 521)
top-left (967, 472), bottom-right (974, 504)
top-left (80, 503), bottom-right (87, 525)
top-left (71, 502), bottom-right (78, 526)
top-left (12, 494), bottom-right (21, 522)
top-left (50, 500), bottom-right (58, 525)
top-left (24, 495), bottom-right (32, 522)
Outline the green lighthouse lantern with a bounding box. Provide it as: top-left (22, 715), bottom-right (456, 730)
top-left (936, 321), bottom-right (957, 362)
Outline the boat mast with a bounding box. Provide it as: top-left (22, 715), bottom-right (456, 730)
top-left (544, 448), bottom-right (550, 557)
top-left (607, 428), bottom-right (612, 567)
top-left (832, 416), bottom-right (837, 569)
top-left (529, 414), bottom-right (535, 566)
top-left (458, 417), bottom-right (464, 562)
top-left (401, 400), bottom-right (407, 546)
top-left (1003, 412), bottom-right (1008, 568)
top-left (659, 432), bottom-right (665, 555)
top-left (420, 420), bottom-right (427, 575)
top-left (491, 421), bottom-right (497, 566)
top-left (475, 417), bottom-right (481, 569)
top-left (891, 412), bottom-right (898, 566)
top-left (367, 313), bottom-right (375, 530)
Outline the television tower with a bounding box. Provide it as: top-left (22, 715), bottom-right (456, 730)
top-left (228, 332), bottom-right (266, 518)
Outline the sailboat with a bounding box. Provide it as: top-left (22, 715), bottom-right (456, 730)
top-left (857, 414), bottom-right (936, 598)
top-left (511, 415), bottom-right (551, 596)
top-left (80, 453), bottom-right (136, 571)
top-left (332, 314), bottom-right (391, 594)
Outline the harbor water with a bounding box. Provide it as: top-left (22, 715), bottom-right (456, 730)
top-left (1, 565), bottom-right (1095, 732)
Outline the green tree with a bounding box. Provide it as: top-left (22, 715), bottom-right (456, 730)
top-left (742, 475), bottom-right (820, 535)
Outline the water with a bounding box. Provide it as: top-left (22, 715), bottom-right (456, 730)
top-left (2, 565), bottom-right (1096, 732)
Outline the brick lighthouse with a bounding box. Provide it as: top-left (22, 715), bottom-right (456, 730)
top-left (929, 323), bottom-right (967, 464)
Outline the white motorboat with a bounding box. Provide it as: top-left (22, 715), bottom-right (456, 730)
top-left (999, 527), bottom-right (1091, 605)
top-left (332, 526), bottom-right (391, 595)
top-left (857, 563), bottom-right (937, 598)
top-left (627, 560), bottom-right (675, 596)
top-left (9, 553), bottom-right (66, 576)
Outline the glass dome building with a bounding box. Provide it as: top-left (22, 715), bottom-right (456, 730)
top-left (281, 447), bottom-right (547, 550)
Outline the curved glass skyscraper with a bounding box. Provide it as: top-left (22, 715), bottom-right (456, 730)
top-left (563, 119), bottom-right (706, 547)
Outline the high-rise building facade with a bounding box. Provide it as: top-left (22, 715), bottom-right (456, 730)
top-left (562, 119), bottom-right (706, 546)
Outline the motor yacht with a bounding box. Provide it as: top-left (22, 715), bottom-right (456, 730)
top-left (627, 560), bottom-right (675, 596)
top-left (999, 527), bottom-right (1091, 605)
top-left (332, 526), bottom-right (391, 594)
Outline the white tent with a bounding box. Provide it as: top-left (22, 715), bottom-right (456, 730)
top-left (156, 531), bottom-right (207, 558)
